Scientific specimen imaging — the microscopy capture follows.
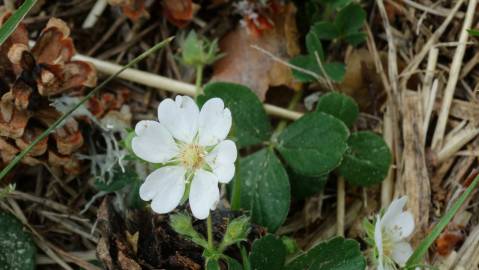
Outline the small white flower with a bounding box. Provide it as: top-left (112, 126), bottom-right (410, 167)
top-left (375, 196), bottom-right (415, 270)
top-left (132, 96), bottom-right (237, 220)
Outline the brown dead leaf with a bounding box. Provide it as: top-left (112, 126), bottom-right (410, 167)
top-left (339, 49), bottom-right (387, 112)
top-left (211, 2), bottom-right (300, 101)
top-left (163, 0), bottom-right (198, 28)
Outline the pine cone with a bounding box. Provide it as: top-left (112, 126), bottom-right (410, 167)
top-left (0, 15), bottom-right (97, 175)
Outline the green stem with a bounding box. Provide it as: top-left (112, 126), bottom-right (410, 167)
top-left (0, 0), bottom-right (36, 46)
top-left (195, 64), bottom-right (204, 99)
top-left (0, 37), bottom-right (174, 183)
top-left (207, 214), bottom-right (214, 250)
top-left (230, 157), bottom-right (241, 211)
top-left (239, 244), bottom-right (251, 270)
top-left (271, 90), bottom-right (303, 142)
top-left (406, 172), bottom-right (479, 267)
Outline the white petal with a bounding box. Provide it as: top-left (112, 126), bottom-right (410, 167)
top-left (374, 215), bottom-right (384, 258)
top-left (189, 169), bottom-right (220, 219)
top-left (213, 163), bottom-right (235, 183)
top-left (205, 140), bottom-right (237, 183)
top-left (384, 211), bottom-right (415, 241)
top-left (198, 98), bottom-right (232, 146)
top-left (139, 166), bottom-right (186, 214)
top-left (391, 241), bottom-right (413, 267)
top-left (382, 196), bottom-right (408, 225)
top-left (158, 96), bottom-right (199, 143)
top-left (132, 120), bottom-right (178, 163)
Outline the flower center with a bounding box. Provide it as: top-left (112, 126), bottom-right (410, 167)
top-left (179, 143), bottom-right (205, 170)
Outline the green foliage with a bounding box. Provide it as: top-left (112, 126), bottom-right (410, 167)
top-left (94, 167), bottom-right (138, 192)
top-left (290, 2), bottom-right (366, 82)
top-left (239, 149), bottom-right (290, 232)
top-left (335, 3), bottom-right (366, 44)
top-left (169, 213), bottom-right (209, 249)
top-left (468, 29), bottom-right (479, 36)
top-left (338, 131), bottom-right (392, 186)
top-left (202, 82), bottom-right (272, 148)
top-left (206, 260), bottom-right (221, 270)
top-left (289, 49), bottom-right (345, 83)
top-left (0, 0), bottom-right (36, 46)
top-left (289, 169), bottom-right (328, 199)
top-left (0, 212), bottom-right (36, 270)
top-left (277, 112), bottom-right (349, 177)
top-left (311, 3), bottom-right (367, 45)
top-left (181, 31), bottom-right (222, 67)
top-left (249, 234), bottom-right (287, 270)
top-left (316, 92), bottom-right (359, 128)
top-left (219, 216), bottom-right (250, 251)
top-left (285, 237), bottom-right (366, 270)
top-left (281, 236), bottom-right (300, 255)
top-left (319, 0), bottom-right (353, 10)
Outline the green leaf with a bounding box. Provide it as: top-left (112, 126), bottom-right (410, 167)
top-left (225, 257), bottom-right (243, 270)
top-left (406, 174), bottom-right (479, 267)
top-left (0, 0), bottom-right (36, 46)
top-left (169, 213), bottom-right (209, 249)
top-left (344, 32), bottom-right (367, 46)
top-left (319, 0), bottom-right (354, 10)
top-left (0, 212), bottom-right (36, 270)
top-left (290, 55), bottom-right (321, 83)
top-left (316, 92), bottom-right (359, 127)
top-left (94, 167), bottom-right (138, 192)
top-left (249, 234), bottom-right (286, 270)
top-left (290, 56), bottom-right (345, 83)
top-left (289, 170), bottom-right (328, 199)
top-left (127, 180), bottom-right (145, 209)
top-left (277, 112), bottom-right (349, 177)
top-left (181, 31), bottom-right (222, 66)
top-left (306, 29), bottom-right (325, 60)
top-left (311, 21), bottom-right (340, 40)
top-left (240, 149), bottom-right (290, 232)
top-left (467, 29), bottom-right (479, 36)
top-left (219, 216), bottom-right (250, 251)
top-left (338, 131), bottom-right (391, 186)
top-left (285, 237), bottom-right (365, 270)
top-left (335, 3), bottom-right (366, 34)
top-left (203, 82), bottom-right (272, 148)
top-left (323, 62), bottom-right (346, 82)
top-left (206, 259), bottom-right (221, 270)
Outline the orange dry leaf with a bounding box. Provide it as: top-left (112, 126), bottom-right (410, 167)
top-left (211, 2), bottom-right (300, 100)
top-left (163, 0), bottom-right (199, 28)
top-left (107, 0), bottom-right (147, 21)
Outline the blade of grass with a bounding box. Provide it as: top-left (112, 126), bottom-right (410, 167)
top-left (405, 170), bottom-right (479, 267)
top-left (0, 37), bottom-right (174, 182)
top-left (0, 0), bottom-right (37, 46)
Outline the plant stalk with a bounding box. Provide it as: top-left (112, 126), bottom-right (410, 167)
top-left (195, 65), bottom-right (204, 99)
top-left (207, 214), bottom-right (214, 250)
top-left (230, 158), bottom-right (241, 211)
top-left (0, 37), bottom-right (174, 183)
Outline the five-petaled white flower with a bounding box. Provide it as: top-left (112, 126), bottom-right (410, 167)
top-left (375, 196), bottom-right (415, 270)
top-left (132, 96), bottom-right (237, 220)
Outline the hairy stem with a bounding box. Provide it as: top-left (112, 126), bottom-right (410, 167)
top-left (207, 214), bottom-right (214, 250)
top-left (230, 157), bottom-right (241, 211)
top-left (195, 65), bottom-right (204, 99)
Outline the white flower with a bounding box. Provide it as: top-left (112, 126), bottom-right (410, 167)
top-left (131, 96), bottom-right (237, 220)
top-left (375, 196), bottom-right (415, 270)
